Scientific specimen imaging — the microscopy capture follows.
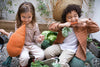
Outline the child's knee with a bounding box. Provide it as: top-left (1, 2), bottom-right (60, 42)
top-left (44, 45), bottom-right (61, 59)
top-left (35, 50), bottom-right (44, 61)
top-left (19, 55), bottom-right (30, 62)
top-left (44, 48), bottom-right (56, 59)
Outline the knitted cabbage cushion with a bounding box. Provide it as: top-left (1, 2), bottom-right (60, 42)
top-left (7, 24), bottom-right (26, 57)
top-left (69, 52), bottom-right (95, 67)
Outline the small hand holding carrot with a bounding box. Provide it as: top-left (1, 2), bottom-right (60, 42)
top-left (71, 18), bottom-right (92, 27)
top-left (59, 22), bottom-right (71, 28)
top-left (37, 34), bottom-right (44, 43)
top-left (78, 18), bottom-right (92, 27)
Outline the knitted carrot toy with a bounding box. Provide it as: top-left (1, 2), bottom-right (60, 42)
top-left (2, 24), bottom-right (26, 67)
top-left (7, 24), bottom-right (26, 57)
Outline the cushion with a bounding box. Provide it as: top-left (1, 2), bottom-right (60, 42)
top-left (69, 52), bottom-right (95, 67)
top-left (7, 24), bottom-right (26, 57)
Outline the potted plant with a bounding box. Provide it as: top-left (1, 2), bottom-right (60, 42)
top-left (87, 37), bottom-right (100, 58)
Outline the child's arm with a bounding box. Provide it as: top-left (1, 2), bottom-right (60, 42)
top-left (49, 22), bottom-right (71, 32)
top-left (0, 23), bottom-right (17, 38)
top-left (77, 18), bottom-right (99, 33)
top-left (33, 23), bottom-right (44, 44)
top-left (86, 19), bottom-right (99, 33)
top-left (49, 22), bottom-right (61, 32)
top-left (37, 34), bottom-right (44, 43)
top-left (0, 29), bottom-right (9, 36)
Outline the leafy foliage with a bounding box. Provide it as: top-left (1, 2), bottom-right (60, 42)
top-left (0, 0), bottom-right (15, 14)
top-left (31, 60), bottom-right (49, 67)
top-left (87, 37), bottom-right (100, 49)
top-left (41, 40), bottom-right (51, 49)
top-left (36, 0), bottom-right (49, 16)
top-left (62, 27), bottom-right (72, 37)
top-left (41, 31), bottom-right (58, 49)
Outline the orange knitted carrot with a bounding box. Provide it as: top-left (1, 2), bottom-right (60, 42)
top-left (7, 24), bottom-right (26, 57)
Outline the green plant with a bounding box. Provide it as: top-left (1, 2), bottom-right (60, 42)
top-left (87, 37), bottom-right (100, 49)
top-left (41, 31), bottom-right (58, 49)
top-left (36, 0), bottom-right (50, 16)
top-left (87, 37), bottom-right (93, 42)
top-left (0, 0), bottom-right (15, 19)
top-left (0, 0), bottom-right (14, 14)
top-left (31, 60), bottom-right (49, 67)
top-left (62, 27), bottom-right (72, 37)
top-left (41, 40), bottom-right (51, 49)
top-left (92, 39), bottom-right (100, 49)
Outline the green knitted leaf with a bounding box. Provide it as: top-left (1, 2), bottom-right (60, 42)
top-left (43, 65), bottom-right (49, 67)
top-left (41, 31), bottom-right (58, 40)
top-left (52, 62), bottom-right (61, 67)
top-left (48, 34), bottom-right (57, 44)
top-left (31, 60), bottom-right (49, 67)
top-left (62, 27), bottom-right (71, 37)
top-left (41, 31), bottom-right (51, 40)
top-left (41, 40), bottom-right (51, 49)
top-left (2, 56), bottom-right (12, 67)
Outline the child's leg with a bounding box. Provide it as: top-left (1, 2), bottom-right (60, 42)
top-left (30, 45), bottom-right (44, 61)
top-left (19, 46), bottom-right (30, 66)
top-left (44, 44), bottom-right (61, 59)
top-left (59, 50), bottom-right (75, 67)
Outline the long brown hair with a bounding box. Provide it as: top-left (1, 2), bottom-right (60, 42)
top-left (16, 2), bottom-right (36, 28)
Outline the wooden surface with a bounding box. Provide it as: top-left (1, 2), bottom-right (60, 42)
top-left (0, 20), bottom-right (49, 33)
top-left (0, 20), bottom-right (15, 32)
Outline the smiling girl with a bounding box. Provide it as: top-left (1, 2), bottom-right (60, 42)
top-left (0, 2), bottom-right (44, 67)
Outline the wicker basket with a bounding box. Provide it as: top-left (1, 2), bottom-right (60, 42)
top-left (53, 0), bottom-right (83, 21)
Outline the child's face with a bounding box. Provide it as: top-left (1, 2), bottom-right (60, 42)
top-left (66, 10), bottom-right (79, 22)
top-left (20, 12), bottom-right (33, 24)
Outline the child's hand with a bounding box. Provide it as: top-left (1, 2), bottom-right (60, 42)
top-left (79, 18), bottom-right (93, 27)
top-left (59, 22), bottom-right (71, 28)
top-left (37, 34), bottom-right (44, 43)
top-left (0, 29), bottom-right (9, 36)
top-left (86, 18), bottom-right (93, 23)
top-left (78, 18), bottom-right (89, 23)
top-left (78, 18), bottom-right (92, 23)
top-left (75, 19), bottom-right (89, 27)
top-left (64, 22), bottom-right (71, 27)
top-left (0, 29), bottom-right (6, 33)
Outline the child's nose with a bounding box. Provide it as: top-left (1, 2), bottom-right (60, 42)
top-left (71, 17), bottom-right (76, 22)
top-left (25, 18), bottom-right (29, 22)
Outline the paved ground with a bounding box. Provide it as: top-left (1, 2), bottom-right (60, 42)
top-left (0, 46), bottom-right (91, 67)
top-left (0, 44), bottom-right (20, 67)
top-left (0, 44), bottom-right (100, 67)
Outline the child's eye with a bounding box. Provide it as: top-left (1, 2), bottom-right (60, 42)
top-left (22, 16), bottom-right (25, 18)
top-left (28, 16), bottom-right (31, 18)
top-left (74, 16), bottom-right (77, 17)
top-left (67, 17), bottom-right (71, 19)
top-left (74, 14), bottom-right (78, 17)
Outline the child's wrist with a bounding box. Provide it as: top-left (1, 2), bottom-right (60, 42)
top-left (4, 32), bottom-right (9, 36)
top-left (60, 24), bottom-right (66, 28)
